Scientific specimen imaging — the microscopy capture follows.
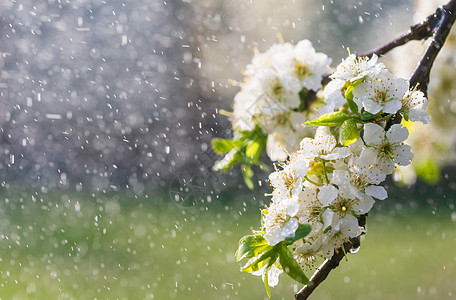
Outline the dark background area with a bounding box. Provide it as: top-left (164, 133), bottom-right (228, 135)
top-left (0, 0), bottom-right (442, 196)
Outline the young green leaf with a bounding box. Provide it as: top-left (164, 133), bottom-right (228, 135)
top-left (239, 125), bottom-right (266, 140)
top-left (246, 137), bottom-right (266, 163)
top-left (304, 111), bottom-right (351, 127)
top-left (402, 110), bottom-right (410, 121)
top-left (284, 223), bottom-right (312, 245)
top-left (339, 118), bottom-right (360, 146)
top-left (211, 138), bottom-right (242, 154)
top-left (345, 81), bottom-right (362, 114)
top-left (296, 88), bottom-right (310, 112)
top-left (236, 234), bottom-right (273, 261)
top-left (278, 243), bottom-right (309, 284)
top-left (213, 150), bottom-right (243, 172)
top-left (360, 109), bottom-right (376, 121)
top-left (241, 248), bottom-right (279, 273)
top-left (263, 268), bottom-right (272, 299)
top-left (241, 164), bottom-right (255, 190)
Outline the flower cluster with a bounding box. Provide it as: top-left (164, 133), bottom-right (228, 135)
top-left (232, 40), bottom-right (332, 161)
top-left (237, 53), bottom-right (429, 292)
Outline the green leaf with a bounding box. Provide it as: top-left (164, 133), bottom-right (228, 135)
top-left (246, 137), bottom-right (266, 164)
top-left (239, 125), bottom-right (266, 140)
top-left (345, 92), bottom-right (359, 114)
top-left (296, 88), bottom-right (310, 112)
top-left (304, 111), bottom-right (351, 127)
top-left (211, 138), bottom-right (242, 154)
top-left (241, 164), bottom-right (255, 190)
top-left (339, 118), bottom-right (360, 146)
top-left (241, 248), bottom-right (279, 273)
top-left (284, 223), bottom-right (312, 245)
top-left (360, 109), bottom-right (375, 121)
top-left (278, 244), bottom-right (309, 284)
top-left (263, 268), bottom-right (271, 299)
top-left (236, 234), bottom-right (273, 261)
top-left (345, 79), bottom-right (364, 114)
top-left (306, 160), bottom-right (324, 178)
top-left (214, 150), bottom-right (243, 172)
top-left (402, 110), bottom-right (410, 121)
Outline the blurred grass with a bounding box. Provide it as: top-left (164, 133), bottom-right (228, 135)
top-left (0, 189), bottom-right (454, 299)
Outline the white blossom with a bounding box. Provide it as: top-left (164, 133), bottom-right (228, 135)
top-left (318, 79), bottom-right (346, 115)
top-left (330, 54), bottom-right (384, 82)
top-left (363, 123), bottom-right (414, 174)
top-left (263, 199), bottom-right (299, 246)
top-left (316, 230), bottom-right (350, 258)
top-left (245, 43), bottom-right (294, 78)
top-left (231, 40), bottom-right (334, 163)
top-left (401, 89), bottom-right (430, 124)
top-left (352, 69), bottom-right (409, 115)
top-left (251, 69), bottom-right (301, 109)
top-left (265, 112), bottom-right (311, 161)
top-left (297, 187), bottom-right (324, 226)
top-left (300, 127), bottom-right (351, 160)
top-left (236, 45), bottom-right (428, 288)
top-left (269, 163), bottom-right (306, 198)
top-left (275, 39), bottom-right (332, 91)
top-left (332, 147), bottom-right (387, 200)
top-left (232, 91), bottom-right (258, 130)
top-left (321, 185), bottom-right (373, 237)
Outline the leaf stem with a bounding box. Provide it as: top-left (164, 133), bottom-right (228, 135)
top-left (304, 176), bottom-right (321, 187)
top-left (322, 161), bottom-right (330, 184)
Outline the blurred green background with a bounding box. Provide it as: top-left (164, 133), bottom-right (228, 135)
top-left (0, 186), bottom-right (455, 299)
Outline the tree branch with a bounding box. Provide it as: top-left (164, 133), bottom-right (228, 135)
top-left (409, 0), bottom-right (456, 94)
top-left (294, 215), bottom-right (366, 300)
top-left (358, 9), bottom-right (442, 58)
top-left (294, 1), bottom-right (456, 299)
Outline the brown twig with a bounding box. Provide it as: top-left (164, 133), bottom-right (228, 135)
top-left (294, 1), bottom-right (456, 299)
top-left (409, 0), bottom-right (456, 94)
top-left (358, 9), bottom-right (442, 58)
top-left (295, 215), bottom-right (366, 300)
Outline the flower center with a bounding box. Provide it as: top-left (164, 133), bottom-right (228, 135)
top-left (351, 173), bottom-right (367, 190)
top-left (333, 196), bottom-right (355, 218)
top-left (275, 112), bottom-right (290, 126)
top-left (402, 95), bottom-right (412, 109)
top-left (272, 214), bottom-right (289, 229)
top-left (293, 60), bottom-right (310, 80)
top-left (373, 89), bottom-right (388, 104)
top-left (283, 172), bottom-right (297, 194)
top-left (307, 203), bottom-right (322, 224)
top-left (379, 141), bottom-right (395, 158)
top-left (271, 79), bottom-right (284, 98)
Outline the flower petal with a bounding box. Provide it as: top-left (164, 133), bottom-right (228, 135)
top-left (363, 123), bottom-right (384, 146)
top-left (383, 99), bottom-right (402, 114)
top-left (364, 166), bottom-right (386, 185)
top-left (386, 124), bottom-right (409, 144)
top-left (409, 109), bottom-right (430, 124)
top-left (394, 144), bottom-right (413, 166)
top-left (321, 147), bottom-right (351, 160)
top-left (365, 185), bottom-right (388, 200)
top-left (377, 156), bottom-right (395, 175)
top-left (318, 185), bottom-right (338, 206)
top-left (354, 194), bottom-right (375, 214)
top-left (340, 214), bottom-right (359, 238)
top-left (362, 99), bottom-right (382, 115)
top-left (331, 170), bottom-right (350, 185)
